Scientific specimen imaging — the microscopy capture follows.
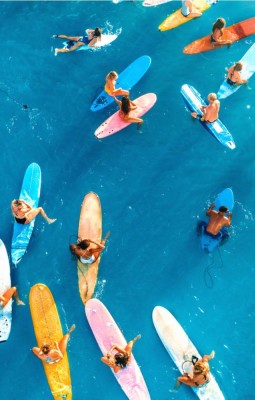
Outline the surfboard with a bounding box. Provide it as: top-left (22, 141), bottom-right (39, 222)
top-left (29, 284), bottom-right (72, 400)
top-left (143, 0), bottom-right (173, 7)
top-left (152, 306), bottom-right (224, 400)
top-left (158, 0), bottom-right (211, 32)
top-left (0, 240), bottom-right (12, 342)
top-left (90, 55), bottom-right (152, 112)
top-left (198, 188), bottom-right (234, 253)
top-left (181, 84), bottom-right (236, 150)
top-left (77, 192), bottom-right (102, 304)
top-left (63, 34), bottom-right (118, 51)
top-left (183, 17), bottom-right (255, 54)
top-left (94, 93), bottom-right (157, 139)
top-left (217, 43), bottom-right (255, 99)
top-left (11, 162), bottom-right (41, 265)
top-left (85, 298), bottom-right (151, 400)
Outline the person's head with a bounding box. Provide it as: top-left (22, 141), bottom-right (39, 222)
top-left (40, 344), bottom-right (51, 355)
top-left (208, 93), bottom-right (217, 102)
top-left (194, 361), bottom-right (209, 376)
top-left (234, 62), bottom-right (243, 72)
top-left (13, 199), bottom-right (22, 207)
top-left (107, 71), bottom-right (118, 81)
top-left (93, 27), bottom-right (102, 38)
top-left (114, 352), bottom-right (129, 368)
top-left (69, 240), bottom-right (90, 255)
top-left (219, 206), bottom-right (228, 214)
top-left (213, 17), bottom-right (226, 30)
top-left (121, 96), bottom-right (131, 115)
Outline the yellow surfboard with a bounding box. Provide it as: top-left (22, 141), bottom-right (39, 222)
top-left (77, 192), bottom-right (102, 304)
top-left (158, 0), bottom-right (210, 32)
top-left (29, 284), bottom-right (72, 400)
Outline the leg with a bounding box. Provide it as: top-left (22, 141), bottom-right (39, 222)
top-left (58, 324), bottom-right (76, 355)
top-left (25, 207), bottom-right (56, 224)
top-left (54, 35), bottom-right (81, 41)
top-left (1, 287), bottom-right (25, 307)
top-left (178, 375), bottom-right (197, 387)
top-left (124, 334), bottom-right (141, 356)
top-left (187, 11), bottom-right (202, 17)
top-left (55, 41), bottom-right (84, 56)
top-left (126, 116), bottom-right (143, 124)
top-left (112, 88), bottom-right (129, 97)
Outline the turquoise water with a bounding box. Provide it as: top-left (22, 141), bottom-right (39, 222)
top-left (1, 1), bottom-right (255, 399)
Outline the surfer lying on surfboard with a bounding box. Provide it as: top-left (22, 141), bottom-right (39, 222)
top-left (0, 287), bottom-right (25, 307)
top-left (11, 199), bottom-right (56, 225)
top-left (70, 231), bottom-right (110, 265)
top-left (191, 93), bottom-right (220, 123)
top-left (53, 27), bottom-right (102, 56)
top-left (32, 324), bottom-right (76, 364)
top-left (177, 351), bottom-right (215, 388)
top-left (101, 334), bottom-right (141, 373)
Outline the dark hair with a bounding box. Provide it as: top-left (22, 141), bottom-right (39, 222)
top-left (114, 352), bottom-right (129, 368)
top-left (14, 199), bottom-right (22, 206)
top-left (70, 239), bottom-right (90, 255)
top-left (219, 206), bottom-right (228, 213)
top-left (41, 344), bottom-right (50, 354)
top-left (93, 27), bottom-right (102, 38)
top-left (121, 96), bottom-right (131, 115)
top-left (213, 17), bottom-right (226, 31)
top-left (234, 62), bottom-right (243, 72)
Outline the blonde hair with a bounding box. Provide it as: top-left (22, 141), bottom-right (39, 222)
top-left (208, 93), bottom-right (217, 101)
top-left (194, 361), bottom-right (209, 376)
top-left (234, 62), bottom-right (243, 71)
top-left (106, 71), bottom-right (118, 81)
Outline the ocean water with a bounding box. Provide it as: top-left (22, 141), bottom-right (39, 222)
top-left (1, 1), bottom-right (255, 399)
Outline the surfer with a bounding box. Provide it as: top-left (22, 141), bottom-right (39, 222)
top-left (191, 93), bottom-right (220, 123)
top-left (101, 334), bottom-right (141, 373)
top-left (181, 0), bottom-right (202, 18)
top-left (114, 96), bottom-right (143, 125)
top-left (70, 231), bottom-right (110, 264)
top-left (53, 27), bottom-right (102, 56)
top-left (11, 199), bottom-right (56, 224)
top-left (225, 62), bottom-right (248, 86)
top-left (105, 71), bottom-right (129, 97)
top-left (210, 18), bottom-right (232, 46)
top-left (177, 351), bottom-right (215, 388)
top-left (0, 287), bottom-right (25, 307)
top-left (32, 324), bottom-right (76, 364)
top-left (205, 204), bottom-right (232, 237)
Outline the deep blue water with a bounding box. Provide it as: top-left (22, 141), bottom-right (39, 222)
top-left (1, 1), bottom-right (255, 399)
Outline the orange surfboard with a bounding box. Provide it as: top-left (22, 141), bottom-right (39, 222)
top-left (183, 17), bottom-right (255, 54)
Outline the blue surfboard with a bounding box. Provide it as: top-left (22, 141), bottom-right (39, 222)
top-left (181, 84), bottom-right (236, 150)
top-left (198, 188), bottom-right (234, 253)
top-left (11, 163), bottom-right (41, 265)
top-left (90, 55), bottom-right (152, 112)
top-left (217, 43), bottom-right (255, 99)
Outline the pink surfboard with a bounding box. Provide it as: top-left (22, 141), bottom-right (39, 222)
top-left (94, 93), bottom-right (157, 139)
top-left (85, 299), bottom-right (151, 400)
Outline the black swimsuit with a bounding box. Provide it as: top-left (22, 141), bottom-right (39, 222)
top-left (15, 217), bottom-right (27, 224)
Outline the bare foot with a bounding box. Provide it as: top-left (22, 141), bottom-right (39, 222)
top-left (191, 112), bottom-right (198, 118)
top-left (133, 334), bottom-right (141, 344)
top-left (68, 324), bottom-right (76, 335)
top-left (103, 231), bottom-right (111, 241)
top-left (48, 218), bottom-right (57, 224)
top-left (54, 48), bottom-right (58, 56)
top-left (17, 300), bottom-right (25, 306)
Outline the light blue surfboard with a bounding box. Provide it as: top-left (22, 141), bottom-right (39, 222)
top-left (198, 188), bottom-right (234, 253)
top-left (11, 163), bottom-right (41, 265)
top-left (181, 84), bottom-right (236, 150)
top-left (0, 240), bottom-right (12, 342)
top-left (90, 55), bottom-right (152, 112)
top-left (217, 43), bottom-right (255, 99)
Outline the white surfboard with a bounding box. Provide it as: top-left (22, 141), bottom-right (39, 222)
top-left (152, 306), bottom-right (224, 400)
top-left (63, 31), bottom-right (119, 52)
top-left (0, 240), bottom-right (12, 342)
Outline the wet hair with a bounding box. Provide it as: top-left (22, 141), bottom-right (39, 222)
top-left (121, 96), bottom-right (131, 115)
top-left (213, 17), bottom-right (226, 31)
top-left (194, 361), bottom-right (209, 376)
top-left (107, 71), bottom-right (118, 80)
top-left (219, 206), bottom-right (228, 213)
top-left (13, 199), bottom-right (22, 207)
top-left (93, 27), bottom-right (102, 38)
top-left (41, 344), bottom-right (51, 354)
top-left (114, 352), bottom-right (129, 368)
top-left (234, 62), bottom-right (243, 72)
top-left (208, 93), bottom-right (217, 101)
top-left (69, 240), bottom-right (90, 255)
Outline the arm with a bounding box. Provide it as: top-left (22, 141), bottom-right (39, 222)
top-left (88, 37), bottom-right (98, 47)
top-left (206, 203), bottom-right (215, 216)
top-left (113, 96), bottom-right (121, 108)
top-left (54, 341), bottom-right (64, 358)
top-left (224, 212), bottom-right (232, 227)
top-left (88, 239), bottom-right (105, 249)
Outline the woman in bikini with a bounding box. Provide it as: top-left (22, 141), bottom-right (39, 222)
top-left (11, 199), bottom-right (56, 225)
top-left (104, 71), bottom-right (129, 97)
top-left (210, 18), bottom-right (232, 46)
top-left (70, 232), bottom-right (110, 265)
top-left (226, 62), bottom-right (248, 86)
top-left (0, 287), bottom-right (25, 307)
top-left (114, 96), bottom-right (143, 125)
top-left (101, 335), bottom-right (141, 373)
top-left (177, 351), bottom-right (215, 388)
top-left (191, 93), bottom-right (220, 123)
top-left (32, 325), bottom-right (76, 364)
top-left (54, 27), bottom-right (102, 56)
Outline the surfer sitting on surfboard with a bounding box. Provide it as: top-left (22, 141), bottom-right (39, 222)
top-left (0, 287), bottom-right (25, 307)
top-left (101, 334), bottom-right (141, 373)
top-left (70, 232), bottom-right (110, 265)
top-left (191, 93), bottom-right (220, 123)
top-left (11, 199), bottom-right (56, 225)
top-left (53, 27), bottom-right (102, 56)
top-left (205, 204), bottom-right (232, 237)
top-left (32, 324), bottom-right (76, 364)
top-left (226, 62), bottom-right (248, 86)
top-left (177, 351), bottom-right (215, 388)
top-left (105, 71), bottom-right (129, 97)
top-left (181, 0), bottom-right (202, 19)
top-left (210, 18), bottom-right (232, 46)
top-left (114, 96), bottom-right (143, 125)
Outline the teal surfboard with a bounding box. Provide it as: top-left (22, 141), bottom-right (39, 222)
top-left (11, 163), bottom-right (41, 265)
top-left (217, 43), bottom-right (255, 99)
top-left (90, 55), bottom-right (152, 112)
